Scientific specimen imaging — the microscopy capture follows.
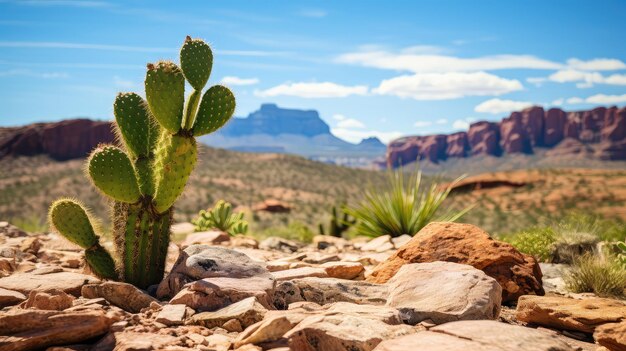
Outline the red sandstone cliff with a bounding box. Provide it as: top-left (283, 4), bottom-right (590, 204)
top-left (387, 106), bottom-right (626, 167)
top-left (0, 119), bottom-right (115, 160)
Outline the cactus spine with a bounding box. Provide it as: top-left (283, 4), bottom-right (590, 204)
top-left (48, 36), bottom-right (235, 289)
top-left (318, 205), bottom-right (357, 238)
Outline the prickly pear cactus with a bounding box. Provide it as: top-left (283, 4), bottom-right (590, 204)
top-left (48, 36), bottom-right (235, 289)
top-left (318, 205), bottom-right (356, 238)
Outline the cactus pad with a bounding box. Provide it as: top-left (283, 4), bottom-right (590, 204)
top-left (114, 92), bottom-right (152, 158)
top-left (49, 199), bottom-right (98, 248)
top-left (180, 36), bottom-right (213, 91)
top-left (193, 85), bottom-right (235, 136)
top-left (145, 61), bottom-right (185, 133)
top-left (85, 244), bottom-right (117, 279)
top-left (88, 145), bottom-right (141, 203)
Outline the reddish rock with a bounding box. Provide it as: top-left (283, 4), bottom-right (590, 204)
top-left (252, 199), bottom-right (291, 213)
top-left (602, 107), bottom-right (626, 142)
top-left (420, 135), bottom-right (447, 162)
top-left (0, 119), bottom-right (114, 160)
top-left (468, 121), bottom-right (500, 156)
top-left (446, 132), bottom-right (469, 158)
top-left (521, 106), bottom-right (544, 146)
top-left (366, 222), bottom-right (544, 303)
top-left (386, 137), bottom-right (420, 168)
top-left (500, 112), bottom-right (532, 154)
top-left (596, 140), bottom-right (626, 160)
top-left (544, 108), bottom-right (567, 147)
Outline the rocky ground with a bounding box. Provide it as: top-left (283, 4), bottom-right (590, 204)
top-left (0, 220), bottom-right (624, 351)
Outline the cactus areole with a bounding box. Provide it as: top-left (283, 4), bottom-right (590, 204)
top-left (48, 36), bottom-right (236, 289)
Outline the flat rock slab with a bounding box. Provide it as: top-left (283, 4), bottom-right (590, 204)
top-left (374, 320), bottom-right (575, 351)
top-left (0, 271), bottom-right (99, 296)
top-left (157, 245), bottom-right (272, 299)
top-left (190, 296), bottom-right (267, 329)
top-left (82, 281), bottom-right (156, 313)
top-left (271, 267), bottom-right (328, 281)
top-left (385, 262), bottom-right (502, 324)
top-left (516, 295), bottom-right (626, 333)
top-left (182, 230), bottom-right (231, 246)
top-left (0, 287), bottom-right (25, 307)
top-left (0, 309), bottom-right (112, 351)
top-left (91, 331), bottom-right (180, 351)
top-left (155, 304), bottom-right (187, 326)
top-left (320, 261), bottom-right (364, 280)
top-left (594, 320), bottom-right (626, 351)
top-left (367, 222), bottom-right (544, 303)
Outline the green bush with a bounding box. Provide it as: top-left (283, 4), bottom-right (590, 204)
top-left (256, 221), bottom-right (315, 243)
top-left (505, 227), bottom-right (556, 262)
top-left (565, 253), bottom-right (626, 298)
top-left (346, 168), bottom-right (471, 238)
top-left (192, 200), bottom-right (248, 236)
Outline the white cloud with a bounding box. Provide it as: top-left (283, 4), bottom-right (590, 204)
top-left (336, 49), bottom-right (562, 73)
top-left (566, 97), bottom-right (584, 104)
top-left (586, 94), bottom-right (626, 104)
top-left (413, 120), bottom-right (432, 127)
top-left (332, 114), bottom-right (346, 121)
top-left (527, 69), bottom-right (626, 88)
top-left (567, 94), bottom-right (626, 105)
top-left (254, 82), bottom-right (368, 98)
top-left (452, 120), bottom-right (470, 130)
top-left (551, 98), bottom-right (564, 106)
top-left (331, 128), bottom-right (402, 144)
top-left (435, 118), bottom-right (448, 124)
top-left (474, 98), bottom-right (534, 114)
top-left (373, 72), bottom-right (523, 100)
top-left (337, 118), bottom-right (365, 129)
top-left (220, 76), bottom-right (259, 86)
top-left (566, 58), bottom-right (626, 71)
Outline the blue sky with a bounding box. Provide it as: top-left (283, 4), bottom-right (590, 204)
top-left (1, 0), bottom-right (625, 143)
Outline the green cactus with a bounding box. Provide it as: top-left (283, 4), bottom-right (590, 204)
top-left (192, 200), bottom-right (248, 236)
top-left (48, 36), bottom-right (235, 289)
top-left (318, 205), bottom-right (357, 238)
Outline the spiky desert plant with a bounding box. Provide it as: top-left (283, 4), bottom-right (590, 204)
top-left (318, 205), bottom-right (356, 238)
top-left (618, 241), bottom-right (626, 268)
top-left (48, 36), bottom-right (235, 289)
top-left (192, 200), bottom-right (248, 236)
top-left (347, 167), bottom-right (471, 238)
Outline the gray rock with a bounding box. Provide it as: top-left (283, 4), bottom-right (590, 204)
top-left (157, 245), bottom-right (272, 299)
top-left (259, 237), bottom-right (301, 253)
top-left (385, 262), bottom-right (502, 325)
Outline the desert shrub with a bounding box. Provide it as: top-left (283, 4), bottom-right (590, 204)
top-left (10, 215), bottom-right (48, 233)
top-left (565, 253), bottom-right (626, 298)
top-left (505, 227), bottom-right (556, 262)
top-left (192, 200), bottom-right (248, 236)
top-left (617, 241), bottom-right (626, 268)
top-left (347, 168), bottom-right (471, 237)
top-left (256, 221), bottom-right (315, 243)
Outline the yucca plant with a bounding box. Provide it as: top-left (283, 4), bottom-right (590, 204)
top-left (192, 200), bottom-right (248, 236)
top-left (347, 167), bottom-right (471, 238)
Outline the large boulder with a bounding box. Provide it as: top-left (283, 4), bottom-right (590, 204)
top-left (367, 222), bottom-right (544, 303)
top-left (516, 295), bottom-right (626, 333)
top-left (373, 320), bottom-right (574, 351)
top-left (385, 262), bottom-right (501, 324)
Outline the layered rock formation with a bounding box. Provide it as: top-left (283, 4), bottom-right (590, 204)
top-left (0, 119), bottom-right (114, 160)
top-left (388, 106), bottom-right (626, 167)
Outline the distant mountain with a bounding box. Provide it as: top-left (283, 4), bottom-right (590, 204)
top-left (199, 104), bottom-right (386, 161)
top-left (387, 106), bottom-right (626, 168)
